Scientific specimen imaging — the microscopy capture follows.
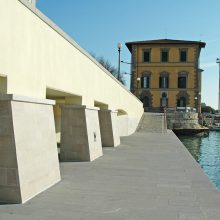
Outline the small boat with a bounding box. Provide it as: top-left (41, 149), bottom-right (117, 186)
top-left (210, 123), bottom-right (220, 131)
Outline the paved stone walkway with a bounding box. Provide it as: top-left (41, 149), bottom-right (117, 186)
top-left (0, 131), bottom-right (220, 219)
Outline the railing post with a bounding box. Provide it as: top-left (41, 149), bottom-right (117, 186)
top-left (163, 107), bottom-right (167, 133)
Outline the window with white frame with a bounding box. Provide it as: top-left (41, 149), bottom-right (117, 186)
top-left (141, 75), bottom-right (150, 88)
top-left (159, 74), bottom-right (169, 89)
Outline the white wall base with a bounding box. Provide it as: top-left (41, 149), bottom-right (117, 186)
top-left (98, 110), bottom-right (120, 147)
top-left (0, 94), bottom-right (61, 204)
top-left (60, 105), bottom-right (103, 162)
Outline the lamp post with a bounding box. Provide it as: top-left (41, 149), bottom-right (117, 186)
top-left (137, 77), bottom-right (140, 97)
top-left (117, 43), bottom-right (122, 81)
top-left (194, 96), bottom-right (198, 113)
top-left (216, 58), bottom-right (220, 112)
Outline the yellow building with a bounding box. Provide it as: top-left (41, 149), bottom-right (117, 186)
top-left (126, 39), bottom-right (206, 113)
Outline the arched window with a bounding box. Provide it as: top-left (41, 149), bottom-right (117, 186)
top-left (176, 91), bottom-right (189, 108)
top-left (162, 92), bottom-right (167, 98)
top-left (159, 73), bottom-right (169, 89)
top-left (177, 97), bottom-right (186, 107)
top-left (140, 91), bottom-right (152, 109)
top-left (161, 92), bottom-right (168, 107)
top-left (142, 96), bottom-right (150, 107)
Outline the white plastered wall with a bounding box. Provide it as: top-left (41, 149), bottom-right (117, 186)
top-left (0, 0), bottom-right (143, 134)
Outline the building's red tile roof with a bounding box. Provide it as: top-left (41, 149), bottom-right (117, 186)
top-left (125, 39), bottom-right (206, 52)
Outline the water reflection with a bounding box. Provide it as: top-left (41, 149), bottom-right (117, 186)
top-left (178, 132), bottom-right (220, 190)
top-left (179, 136), bottom-right (202, 162)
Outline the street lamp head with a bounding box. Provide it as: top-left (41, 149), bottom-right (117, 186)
top-left (216, 58), bottom-right (220, 63)
top-left (117, 42), bottom-right (122, 50)
top-left (137, 77), bottom-right (140, 81)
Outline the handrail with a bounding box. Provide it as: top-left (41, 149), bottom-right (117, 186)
top-left (163, 107), bottom-right (167, 133)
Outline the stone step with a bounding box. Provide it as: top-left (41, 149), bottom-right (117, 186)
top-left (137, 113), bottom-right (166, 133)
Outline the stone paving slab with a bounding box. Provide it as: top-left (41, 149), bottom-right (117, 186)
top-left (0, 131), bottom-right (220, 219)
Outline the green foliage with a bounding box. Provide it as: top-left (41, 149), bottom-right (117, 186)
top-left (201, 105), bottom-right (216, 114)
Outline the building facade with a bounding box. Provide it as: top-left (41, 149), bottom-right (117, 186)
top-left (126, 39), bottom-right (206, 113)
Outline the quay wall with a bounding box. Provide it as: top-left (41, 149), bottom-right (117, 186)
top-left (167, 112), bottom-right (200, 129)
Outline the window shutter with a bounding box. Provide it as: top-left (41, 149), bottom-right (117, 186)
top-left (141, 77), bottom-right (144, 88)
top-left (147, 77), bottom-right (150, 88)
top-left (183, 77), bottom-right (186, 88)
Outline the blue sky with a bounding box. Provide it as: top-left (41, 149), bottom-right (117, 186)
top-left (37, 0), bottom-right (220, 109)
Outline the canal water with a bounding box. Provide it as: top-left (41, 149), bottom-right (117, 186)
top-left (178, 131), bottom-right (220, 191)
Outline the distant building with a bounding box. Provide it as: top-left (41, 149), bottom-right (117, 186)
top-left (126, 39), bottom-right (206, 113)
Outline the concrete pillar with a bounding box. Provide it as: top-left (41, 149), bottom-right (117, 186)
top-left (98, 110), bottom-right (120, 147)
top-left (60, 105), bottom-right (103, 162)
top-left (0, 94), bottom-right (61, 204)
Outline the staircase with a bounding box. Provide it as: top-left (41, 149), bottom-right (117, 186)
top-left (137, 113), bottom-right (166, 133)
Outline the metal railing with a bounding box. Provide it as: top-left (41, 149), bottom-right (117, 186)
top-left (163, 107), bottom-right (168, 133)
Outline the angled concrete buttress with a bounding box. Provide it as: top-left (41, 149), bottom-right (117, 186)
top-left (60, 105), bottom-right (103, 162)
top-left (0, 94), bottom-right (61, 204)
top-left (98, 110), bottom-right (120, 147)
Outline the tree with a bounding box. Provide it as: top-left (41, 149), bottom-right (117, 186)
top-left (201, 105), bottom-right (216, 114)
top-left (91, 53), bottom-right (125, 85)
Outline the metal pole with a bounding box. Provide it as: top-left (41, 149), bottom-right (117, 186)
top-left (163, 107), bottom-right (167, 133)
top-left (196, 67), bottom-right (198, 113)
top-left (216, 58), bottom-right (220, 112)
top-left (118, 48), bottom-right (121, 80)
top-left (218, 62), bottom-right (220, 112)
